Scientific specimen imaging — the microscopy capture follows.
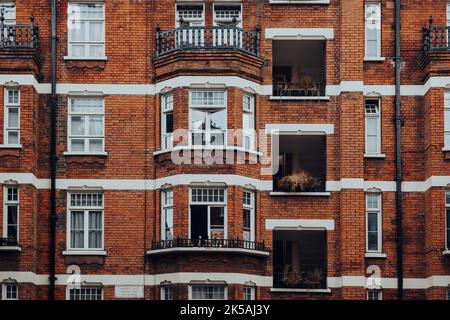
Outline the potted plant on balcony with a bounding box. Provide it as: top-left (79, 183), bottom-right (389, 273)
top-left (277, 169), bottom-right (321, 192)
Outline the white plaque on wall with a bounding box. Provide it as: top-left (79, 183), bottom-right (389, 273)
top-left (114, 285), bottom-right (144, 299)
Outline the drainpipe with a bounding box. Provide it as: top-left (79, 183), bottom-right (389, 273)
top-left (394, 0), bottom-right (404, 300)
top-left (49, 0), bottom-right (58, 300)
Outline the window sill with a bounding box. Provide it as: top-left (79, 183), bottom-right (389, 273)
top-left (270, 288), bottom-right (331, 294)
top-left (365, 252), bottom-right (387, 259)
top-left (442, 147), bottom-right (450, 152)
top-left (64, 56), bottom-right (108, 61)
top-left (64, 152), bottom-right (108, 157)
top-left (364, 57), bottom-right (386, 62)
top-left (269, 96), bottom-right (330, 101)
top-left (0, 246), bottom-right (21, 252)
top-left (364, 153), bottom-right (386, 159)
top-left (146, 247), bottom-right (269, 257)
top-left (0, 144), bottom-right (22, 149)
top-left (442, 250), bottom-right (450, 256)
top-left (270, 192), bottom-right (331, 197)
top-left (62, 250), bottom-right (107, 256)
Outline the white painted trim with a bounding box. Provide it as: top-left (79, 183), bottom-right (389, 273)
top-left (2, 74), bottom-right (450, 97)
top-left (268, 0), bottom-right (330, 4)
top-left (269, 192), bottom-right (331, 197)
top-left (265, 219), bottom-right (335, 231)
top-left (0, 246), bottom-right (21, 252)
top-left (365, 252), bottom-right (387, 258)
top-left (62, 250), bottom-right (107, 256)
top-left (269, 96), bottom-right (330, 101)
top-left (364, 153), bottom-right (386, 159)
top-left (1, 173), bottom-right (450, 193)
top-left (265, 123), bottom-right (334, 135)
top-left (265, 28), bottom-right (334, 40)
top-left (1, 272), bottom-right (450, 289)
top-left (270, 288), bottom-right (331, 293)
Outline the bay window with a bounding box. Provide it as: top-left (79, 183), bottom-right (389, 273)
top-left (365, 2), bottom-right (381, 59)
top-left (243, 94), bottom-right (255, 150)
top-left (366, 193), bottom-right (382, 253)
top-left (3, 186), bottom-right (19, 244)
top-left (161, 189), bottom-right (174, 241)
top-left (68, 97), bottom-right (104, 154)
top-left (4, 88), bottom-right (20, 146)
top-left (365, 99), bottom-right (381, 155)
top-left (67, 2), bottom-right (105, 59)
top-left (68, 192), bottom-right (103, 250)
top-left (161, 94), bottom-right (174, 150)
top-left (189, 91), bottom-right (227, 147)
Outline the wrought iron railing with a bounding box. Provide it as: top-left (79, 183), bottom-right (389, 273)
top-left (155, 25), bottom-right (260, 57)
top-left (0, 15), bottom-right (39, 49)
top-left (423, 16), bottom-right (450, 53)
top-left (0, 237), bottom-right (19, 247)
top-left (272, 81), bottom-right (326, 97)
top-left (151, 237), bottom-right (267, 252)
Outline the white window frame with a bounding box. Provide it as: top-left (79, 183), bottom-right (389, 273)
top-left (1, 283), bottom-right (18, 300)
top-left (213, 3), bottom-right (242, 27)
top-left (67, 192), bottom-right (104, 251)
top-left (446, 191), bottom-right (450, 250)
top-left (0, 2), bottom-right (16, 25)
top-left (367, 289), bottom-right (382, 300)
top-left (445, 91), bottom-right (450, 150)
top-left (161, 189), bottom-right (174, 241)
top-left (66, 287), bottom-right (103, 300)
top-left (175, 3), bottom-right (205, 27)
top-left (447, 2), bottom-right (450, 27)
top-left (243, 190), bottom-right (255, 242)
top-left (243, 93), bottom-right (256, 151)
top-left (189, 90), bottom-right (227, 147)
top-left (160, 285), bottom-right (173, 300)
top-left (365, 98), bottom-right (382, 155)
top-left (67, 97), bottom-right (105, 154)
top-left (243, 286), bottom-right (255, 300)
top-left (366, 193), bottom-right (382, 253)
top-left (189, 285), bottom-right (228, 300)
top-left (3, 186), bottom-right (19, 243)
top-left (189, 188), bottom-right (228, 240)
top-left (67, 2), bottom-right (106, 59)
top-left (161, 94), bottom-right (174, 150)
top-left (3, 88), bottom-right (20, 146)
top-left (365, 1), bottom-right (382, 59)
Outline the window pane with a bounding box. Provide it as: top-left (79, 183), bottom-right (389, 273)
top-left (89, 45), bottom-right (104, 57)
top-left (166, 112), bottom-right (174, 133)
top-left (71, 116), bottom-right (85, 135)
top-left (70, 21), bottom-right (85, 41)
top-left (89, 22), bottom-right (103, 41)
top-left (210, 109), bottom-right (226, 130)
top-left (190, 110), bottom-right (207, 130)
top-left (71, 211), bottom-right (85, 248)
top-left (88, 211), bottom-right (102, 248)
top-left (71, 139), bottom-right (85, 152)
top-left (210, 207), bottom-right (224, 240)
top-left (89, 116), bottom-right (103, 136)
top-left (7, 108), bottom-right (19, 127)
top-left (70, 44), bottom-right (85, 57)
top-left (7, 131), bottom-right (19, 145)
top-left (445, 109), bottom-right (450, 131)
top-left (89, 139), bottom-right (103, 152)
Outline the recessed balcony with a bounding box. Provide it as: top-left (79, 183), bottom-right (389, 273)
top-left (147, 238), bottom-right (269, 257)
top-left (153, 25), bottom-right (264, 81)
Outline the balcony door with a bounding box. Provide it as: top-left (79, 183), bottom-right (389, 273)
top-left (175, 4), bottom-right (205, 47)
top-left (213, 4), bottom-right (242, 48)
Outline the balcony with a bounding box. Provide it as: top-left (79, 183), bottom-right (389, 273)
top-left (0, 15), bottom-right (41, 75)
top-left (421, 17), bottom-right (450, 78)
top-left (153, 25), bottom-right (264, 81)
top-left (147, 237), bottom-right (269, 257)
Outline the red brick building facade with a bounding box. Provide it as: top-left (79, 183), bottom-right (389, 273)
top-left (0, 0), bottom-right (449, 300)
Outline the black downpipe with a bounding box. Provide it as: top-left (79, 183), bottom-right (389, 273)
top-left (49, 0), bottom-right (57, 300)
top-left (394, 0), bottom-right (404, 300)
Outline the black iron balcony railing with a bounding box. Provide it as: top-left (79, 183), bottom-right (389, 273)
top-left (0, 237), bottom-right (19, 247)
top-left (155, 25), bottom-right (260, 58)
top-left (423, 16), bottom-right (450, 53)
top-left (272, 81), bottom-right (326, 97)
top-left (0, 15), bottom-right (39, 49)
top-left (151, 237), bottom-right (267, 252)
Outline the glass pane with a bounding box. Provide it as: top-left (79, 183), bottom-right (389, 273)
top-left (210, 207), bottom-right (224, 240)
top-left (70, 44), bottom-right (85, 57)
top-left (71, 211), bottom-right (85, 248)
top-left (368, 212), bottom-right (378, 232)
top-left (210, 109), bottom-right (226, 130)
top-left (445, 109), bottom-right (450, 131)
top-left (71, 116), bottom-right (85, 135)
top-left (7, 131), bottom-right (19, 145)
top-left (70, 21), bottom-right (85, 42)
top-left (210, 132), bottom-right (225, 146)
top-left (88, 211), bottom-right (102, 248)
top-left (71, 139), bottom-right (85, 152)
top-left (89, 139), bottom-right (103, 152)
top-left (89, 22), bottom-right (103, 41)
top-left (89, 45), bottom-right (104, 57)
top-left (190, 110), bottom-right (207, 130)
top-left (366, 41), bottom-right (377, 57)
top-left (7, 108), bottom-right (19, 127)
top-left (165, 112), bottom-right (174, 133)
top-left (368, 232), bottom-right (379, 251)
top-left (366, 118), bottom-right (378, 135)
top-left (89, 116), bottom-right (103, 135)
top-left (366, 136), bottom-right (378, 153)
